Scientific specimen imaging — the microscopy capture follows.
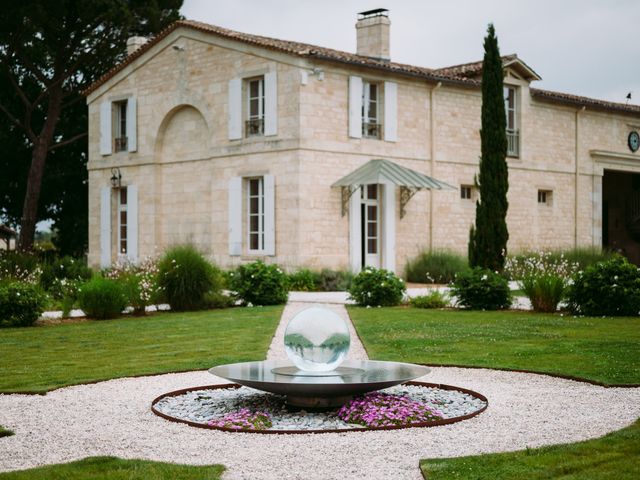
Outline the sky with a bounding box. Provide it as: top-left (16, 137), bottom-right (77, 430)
top-left (181, 0), bottom-right (640, 105)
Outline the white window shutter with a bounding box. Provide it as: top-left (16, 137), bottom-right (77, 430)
top-left (349, 186), bottom-right (362, 273)
top-left (349, 76), bottom-right (363, 138)
top-left (228, 78), bottom-right (242, 140)
top-left (264, 72), bottom-right (278, 136)
top-left (127, 185), bottom-right (138, 263)
top-left (100, 187), bottom-right (111, 267)
top-left (100, 101), bottom-right (112, 155)
top-left (228, 177), bottom-right (242, 255)
top-left (126, 97), bottom-right (137, 152)
top-left (263, 174), bottom-right (276, 256)
top-left (384, 81), bottom-right (398, 142)
top-left (382, 184), bottom-right (396, 272)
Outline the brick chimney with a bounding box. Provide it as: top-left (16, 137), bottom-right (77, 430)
top-left (356, 9), bottom-right (390, 61)
top-left (126, 36), bottom-right (147, 56)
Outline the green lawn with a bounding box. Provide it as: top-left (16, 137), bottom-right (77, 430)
top-left (0, 457), bottom-right (223, 480)
top-left (349, 307), bottom-right (640, 385)
top-left (420, 419), bottom-right (640, 480)
top-left (0, 307), bottom-right (282, 393)
top-left (0, 426), bottom-right (13, 438)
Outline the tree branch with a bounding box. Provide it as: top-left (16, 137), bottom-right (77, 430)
top-left (0, 102), bottom-right (36, 142)
top-left (47, 131), bottom-right (87, 151)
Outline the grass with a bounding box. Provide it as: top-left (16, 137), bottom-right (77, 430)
top-left (0, 426), bottom-right (13, 438)
top-left (420, 419), bottom-right (640, 479)
top-left (0, 307), bottom-right (282, 393)
top-left (348, 307), bottom-right (640, 385)
top-left (0, 457), bottom-right (223, 479)
top-left (405, 250), bottom-right (468, 284)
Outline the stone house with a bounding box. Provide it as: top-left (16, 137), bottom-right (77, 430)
top-left (84, 9), bottom-right (640, 273)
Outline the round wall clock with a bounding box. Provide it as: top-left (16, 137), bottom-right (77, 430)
top-left (630, 131), bottom-right (640, 153)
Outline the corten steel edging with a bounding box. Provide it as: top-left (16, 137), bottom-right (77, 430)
top-left (150, 381), bottom-right (488, 434)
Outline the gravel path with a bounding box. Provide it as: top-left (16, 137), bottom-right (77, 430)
top-left (1, 300), bottom-right (638, 479)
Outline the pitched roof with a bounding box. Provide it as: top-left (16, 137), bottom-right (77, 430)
top-left (434, 54), bottom-right (541, 81)
top-left (83, 19), bottom-right (640, 117)
top-left (331, 159), bottom-right (454, 190)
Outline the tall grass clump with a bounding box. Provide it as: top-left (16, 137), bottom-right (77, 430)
top-left (158, 245), bottom-right (222, 311)
top-left (405, 250), bottom-right (468, 284)
top-left (77, 277), bottom-right (127, 320)
top-left (505, 251), bottom-right (577, 312)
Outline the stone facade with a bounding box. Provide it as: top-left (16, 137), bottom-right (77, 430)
top-left (86, 19), bottom-right (640, 274)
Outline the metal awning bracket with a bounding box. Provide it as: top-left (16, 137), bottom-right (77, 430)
top-left (400, 186), bottom-right (420, 219)
top-left (340, 185), bottom-right (360, 217)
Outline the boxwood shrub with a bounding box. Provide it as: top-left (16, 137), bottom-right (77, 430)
top-left (348, 267), bottom-right (406, 306)
top-left (229, 261), bottom-right (288, 306)
top-left (0, 281), bottom-right (47, 328)
top-left (566, 256), bottom-right (640, 316)
top-left (450, 268), bottom-right (511, 310)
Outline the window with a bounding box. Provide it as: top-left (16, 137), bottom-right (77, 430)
top-left (247, 177), bottom-right (264, 252)
top-left (538, 189), bottom-right (552, 205)
top-left (246, 77), bottom-right (265, 137)
top-left (118, 187), bottom-right (128, 254)
top-left (113, 100), bottom-right (128, 152)
top-left (504, 86), bottom-right (519, 157)
top-left (362, 81), bottom-right (382, 139)
top-left (460, 185), bottom-right (473, 200)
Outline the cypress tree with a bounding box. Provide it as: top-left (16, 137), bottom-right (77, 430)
top-left (469, 23), bottom-right (509, 271)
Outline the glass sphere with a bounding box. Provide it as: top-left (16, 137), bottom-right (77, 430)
top-left (284, 306), bottom-right (351, 372)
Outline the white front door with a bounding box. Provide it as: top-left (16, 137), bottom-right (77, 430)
top-left (362, 184), bottom-right (381, 268)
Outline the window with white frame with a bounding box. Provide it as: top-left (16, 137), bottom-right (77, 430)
top-left (246, 76), bottom-right (265, 137)
top-left (504, 86), bottom-right (519, 157)
top-left (247, 177), bottom-right (265, 252)
top-left (362, 81), bottom-right (382, 139)
top-left (118, 187), bottom-right (128, 254)
top-left (113, 100), bottom-right (128, 152)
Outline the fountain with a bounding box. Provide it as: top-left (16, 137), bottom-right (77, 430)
top-left (208, 306), bottom-right (430, 408)
top-left (152, 306), bottom-right (488, 432)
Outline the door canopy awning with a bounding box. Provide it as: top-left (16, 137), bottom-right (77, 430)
top-left (331, 158), bottom-right (455, 218)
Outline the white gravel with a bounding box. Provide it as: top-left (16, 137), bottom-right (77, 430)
top-left (2, 299), bottom-right (638, 479)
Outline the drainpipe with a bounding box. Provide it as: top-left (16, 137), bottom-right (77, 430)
top-left (429, 82), bottom-right (442, 251)
top-left (575, 106), bottom-right (586, 248)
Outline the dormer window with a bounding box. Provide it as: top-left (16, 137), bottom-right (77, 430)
top-left (505, 86), bottom-right (519, 157)
top-left (362, 81), bottom-right (382, 139)
top-left (246, 76), bottom-right (265, 137)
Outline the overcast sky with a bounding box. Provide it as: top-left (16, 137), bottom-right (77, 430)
top-left (181, 0), bottom-right (639, 104)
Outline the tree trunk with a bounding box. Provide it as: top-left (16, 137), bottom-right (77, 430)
top-left (18, 85), bottom-right (63, 251)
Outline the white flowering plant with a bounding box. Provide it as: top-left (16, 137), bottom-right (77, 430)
top-left (229, 260), bottom-right (288, 306)
top-left (104, 256), bottom-right (161, 315)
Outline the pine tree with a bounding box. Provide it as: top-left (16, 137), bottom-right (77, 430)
top-left (469, 23), bottom-right (509, 271)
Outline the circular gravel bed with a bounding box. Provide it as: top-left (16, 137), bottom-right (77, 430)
top-left (152, 381), bottom-right (488, 433)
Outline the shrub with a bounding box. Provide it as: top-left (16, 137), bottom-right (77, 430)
top-left (78, 277), bottom-right (127, 320)
top-left (505, 249), bottom-right (613, 281)
top-left (318, 269), bottom-right (353, 292)
top-left (520, 274), bottom-right (566, 313)
top-left (229, 261), bottom-right (288, 306)
top-left (0, 251), bottom-right (41, 284)
top-left (287, 268), bottom-right (320, 291)
top-left (405, 250), bottom-right (468, 284)
top-left (40, 256), bottom-right (92, 295)
top-left (158, 245), bottom-right (221, 311)
top-left (450, 268), bottom-right (511, 310)
top-left (104, 257), bottom-right (161, 315)
top-left (0, 281), bottom-right (47, 328)
top-left (566, 256), bottom-right (640, 316)
top-left (410, 291), bottom-right (449, 309)
top-left (348, 267), bottom-right (406, 307)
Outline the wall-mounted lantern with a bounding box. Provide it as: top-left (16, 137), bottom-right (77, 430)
top-left (110, 167), bottom-right (122, 188)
